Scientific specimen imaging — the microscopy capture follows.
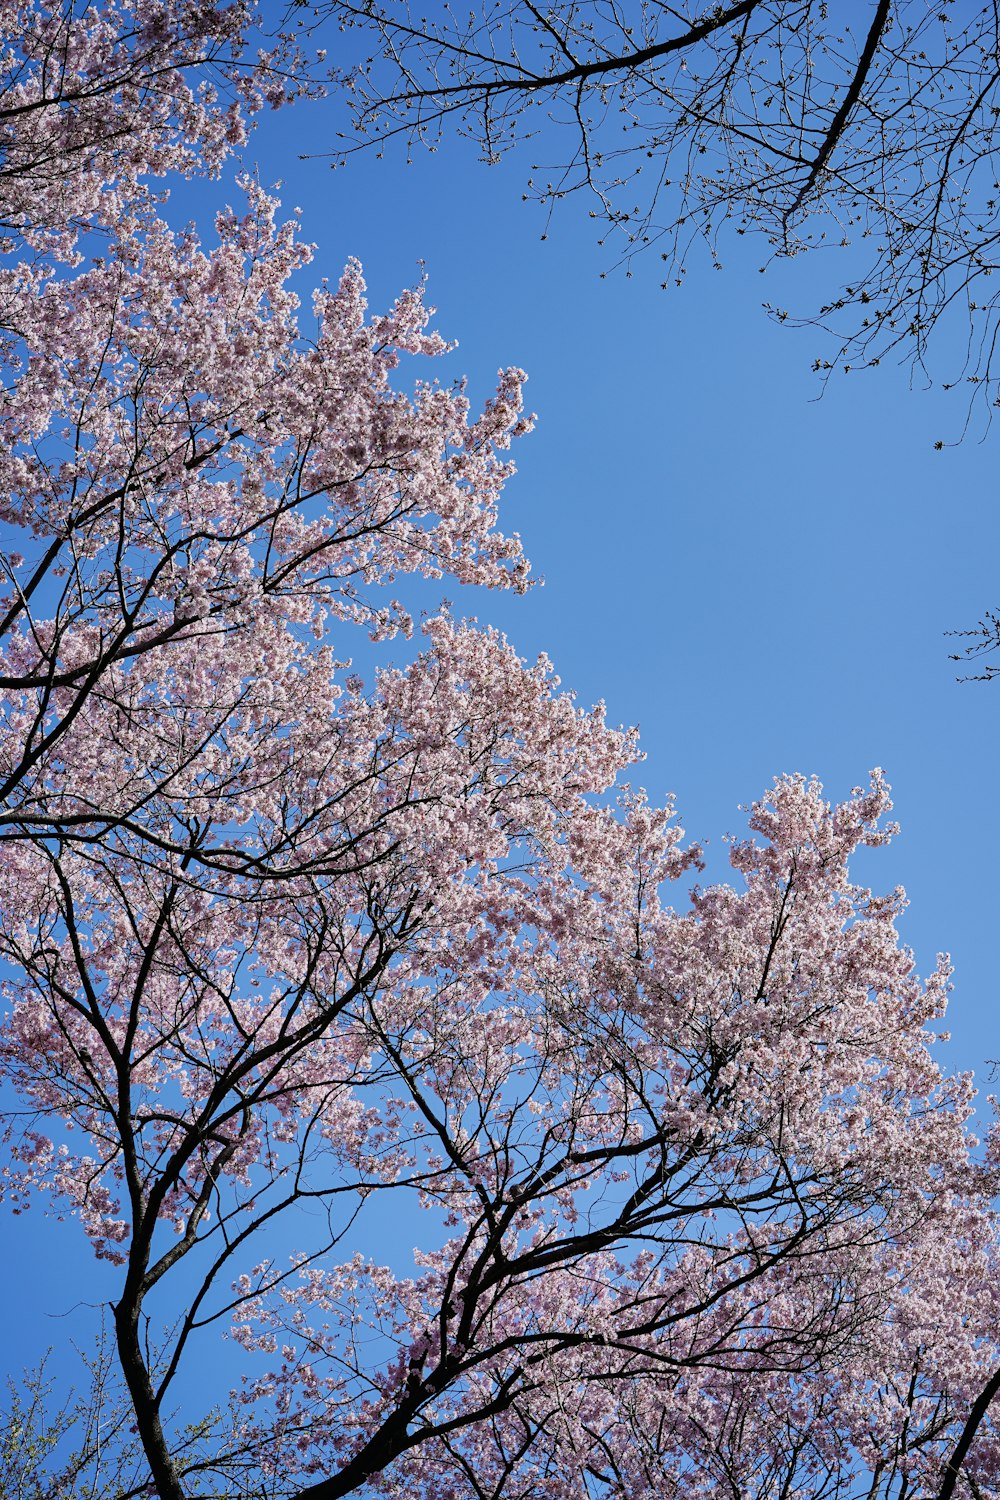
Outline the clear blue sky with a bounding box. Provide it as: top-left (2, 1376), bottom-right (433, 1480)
top-left (6, 40), bottom-right (1000, 1440)
top-left (239, 87), bottom-right (999, 1078)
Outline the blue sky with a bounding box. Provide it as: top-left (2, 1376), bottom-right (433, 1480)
top-left (238, 89), bottom-right (1000, 1078)
top-left (6, 44), bottom-right (1000, 1442)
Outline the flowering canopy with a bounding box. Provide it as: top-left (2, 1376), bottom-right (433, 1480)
top-left (1, 6), bottom-right (1000, 1500)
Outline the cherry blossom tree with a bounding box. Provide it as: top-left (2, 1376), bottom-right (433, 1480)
top-left (3, 6), bottom-right (1000, 1500)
